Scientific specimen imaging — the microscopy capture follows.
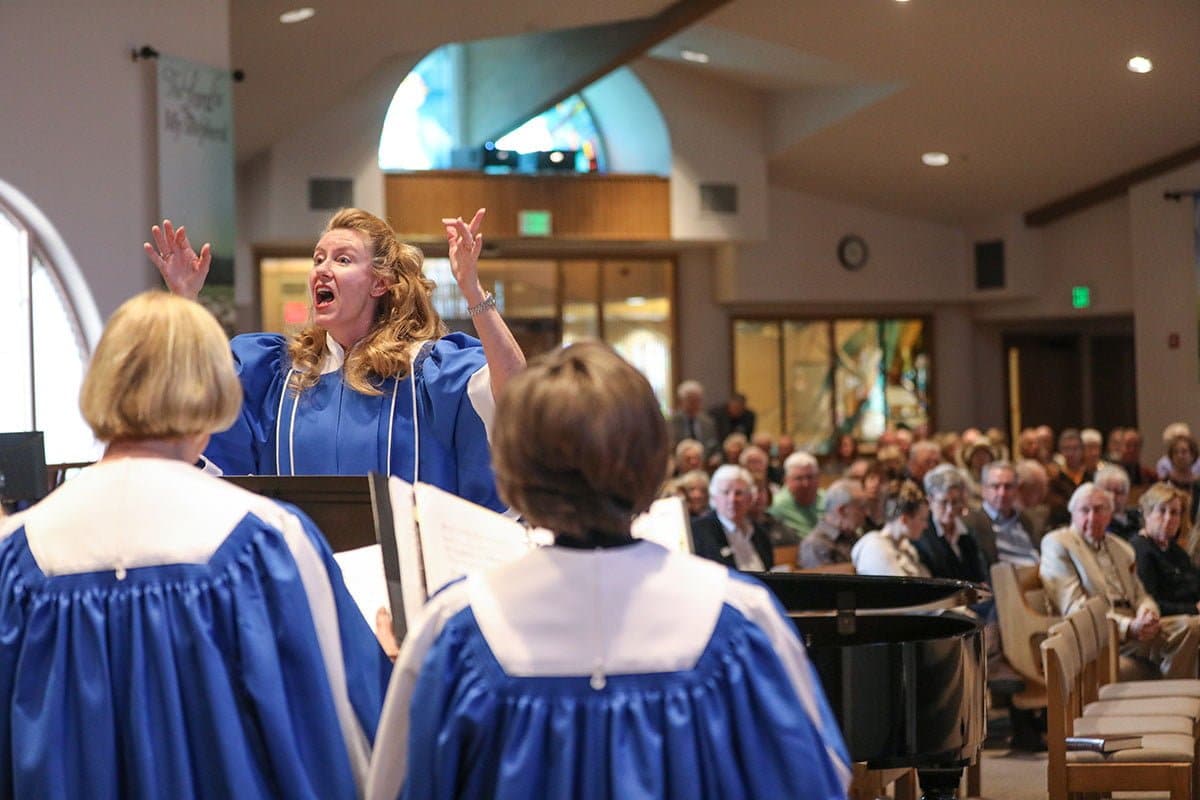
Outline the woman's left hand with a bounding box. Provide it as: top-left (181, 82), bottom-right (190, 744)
top-left (442, 208), bottom-right (486, 305)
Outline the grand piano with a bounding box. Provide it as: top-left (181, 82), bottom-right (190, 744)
top-left (758, 572), bottom-right (988, 800)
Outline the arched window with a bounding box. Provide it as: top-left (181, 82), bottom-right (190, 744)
top-left (0, 180), bottom-right (102, 463)
top-left (378, 50), bottom-right (669, 176)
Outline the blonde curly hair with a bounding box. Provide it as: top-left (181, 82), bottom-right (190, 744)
top-left (287, 208), bottom-right (447, 395)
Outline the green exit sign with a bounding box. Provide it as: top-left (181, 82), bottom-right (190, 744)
top-left (518, 209), bottom-right (552, 237)
top-left (1071, 285), bottom-right (1091, 309)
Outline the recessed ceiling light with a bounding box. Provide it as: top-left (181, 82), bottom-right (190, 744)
top-left (627, 296), bottom-right (647, 306)
top-left (279, 7), bottom-right (315, 24)
top-left (895, 0), bottom-right (911, 3)
top-left (921, 152), bottom-right (950, 167)
top-left (680, 49), bottom-right (710, 64)
top-left (1127, 56), bottom-right (1153, 74)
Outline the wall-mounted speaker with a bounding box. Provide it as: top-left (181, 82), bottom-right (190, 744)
top-left (308, 178), bottom-right (353, 211)
top-left (974, 239), bottom-right (1005, 290)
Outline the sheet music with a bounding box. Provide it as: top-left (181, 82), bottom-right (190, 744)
top-left (332, 544), bottom-right (388, 629)
top-left (387, 477), bottom-right (428, 630)
top-left (413, 482), bottom-right (533, 596)
top-left (631, 495), bottom-right (693, 553)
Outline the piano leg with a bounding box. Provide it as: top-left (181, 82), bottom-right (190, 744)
top-left (917, 767), bottom-right (965, 800)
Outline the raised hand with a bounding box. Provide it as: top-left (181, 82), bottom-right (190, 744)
top-left (144, 219), bottom-right (211, 301)
top-left (441, 208), bottom-right (486, 306)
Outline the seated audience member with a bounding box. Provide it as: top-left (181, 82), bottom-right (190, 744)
top-left (985, 427), bottom-right (1010, 461)
top-left (876, 444), bottom-right (905, 480)
top-left (1014, 459), bottom-right (1053, 537)
top-left (1040, 482), bottom-right (1200, 680)
top-left (824, 433), bottom-right (858, 476)
top-left (710, 391), bottom-right (756, 440)
top-left (938, 431), bottom-right (962, 466)
top-left (668, 380), bottom-right (718, 459)
top-left (721, 432), bottom-right (748, 465)
top-left (1080, 427), bottom-right (1106, 475)
top-left (1132, 482), bottom-right (1200, 616)
top-left (769, 452), bottom-right (823, 540)
top-left (1117, 427), bottom-right (1156, 487)
top-left (846, 457), bottom-right (886, 531)
top-left (1156, 422), bottom-right (1200, 480)
top-left (905, 440), bottom-right (942, 486)
top-left (798, 479), bottom-right (866, 569)
top-left (751, 482), bottom-right (799, 552)
top-left (915, 465), bottom-right (989, 584)
top-left (0, 292), bottom-right (389, 799)
top-left (1052, 428), bottom-right (1092, 492)
top-left (851, 480), bottom-right (931, 577)
top-left (692, 465), bottom-right (774, 571)
top-left (961, 440), bottom-right (996, 508)
top-left (1107, 427), bottom-right (1126, 464)
top-left (673, 469), bottom-right (710, 520)
top-left (964, 460), bottom-right (1040, 567)
top-left (1095, 464), bottom-right (1141, 540)
top-left (365, 342), bottom-right (851, 799)
top-left (672, 438), bottom-right (704, 477)
top-left (1034, 425), bottom-right (1056, 465)
top-left (1163, 432), bottom-right (1200, 525)
top-left (1016, 428), bottom-right (1041, 461)
top-left (739, 444), bottom-right (775, 498)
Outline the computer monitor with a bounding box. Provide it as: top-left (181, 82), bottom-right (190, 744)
top-left (0, 431), bottom-right (48, 505)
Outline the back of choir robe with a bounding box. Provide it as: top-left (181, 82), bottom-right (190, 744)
top-left (0, 458), bottom-right (391, 799)
top-left (366, 541), bottom-right (851, 800)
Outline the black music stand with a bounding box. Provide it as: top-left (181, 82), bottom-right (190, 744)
top-left (223, 473), bottom-right (408, 643)
top-left (0, 431), bottom-right (48, 512)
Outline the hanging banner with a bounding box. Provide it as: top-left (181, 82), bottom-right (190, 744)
top-left (155, 54), bottom-right (236, 331)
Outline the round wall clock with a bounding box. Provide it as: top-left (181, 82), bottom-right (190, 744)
top-left (837, 234), bottom-right (869, 271)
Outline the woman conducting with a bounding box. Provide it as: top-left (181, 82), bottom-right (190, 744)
top-left (145, 209), bottom-right (524, 510)
top-left (365, 342), bottom-right (850, 800)
top-left (0, 292), bottom-right (391, 799)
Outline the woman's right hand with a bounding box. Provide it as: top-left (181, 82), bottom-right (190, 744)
top-left (144, 219), bottom-right (211, 301)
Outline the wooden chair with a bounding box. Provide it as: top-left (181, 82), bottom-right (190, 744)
top-left (1042, 632), bottom-right (1194, 799)
top-left (795, 561), bottom-right (856, 575)
top-left (991, 561), bottom-right (1058, 711)
top-left (771, 543), bottom-right (798, 570)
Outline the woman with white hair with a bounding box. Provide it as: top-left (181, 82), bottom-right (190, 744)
top-left (690, 464), bottom-right (774, 571)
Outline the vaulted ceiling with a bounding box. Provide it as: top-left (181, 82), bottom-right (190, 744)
top-left (232, 0), bottom-right (1200, 226)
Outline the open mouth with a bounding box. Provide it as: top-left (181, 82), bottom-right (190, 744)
top-left (314, 287), bottom-right (335, 308)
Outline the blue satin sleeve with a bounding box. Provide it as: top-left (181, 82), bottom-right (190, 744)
top-left (279, 501), bottom-right (393, 736)
top-left (206, 333), bottom-right (290, 475)
top-left (415, 334), bottom-right (503, 511)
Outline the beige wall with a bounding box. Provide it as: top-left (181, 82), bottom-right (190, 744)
top-left (0, 0), bottom-right (231, 319)
top-left (1130, 160), bottom-right (1200, 443)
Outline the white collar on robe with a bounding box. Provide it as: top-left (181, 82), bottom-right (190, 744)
top-left (319, 333), bottom-right (345, 375)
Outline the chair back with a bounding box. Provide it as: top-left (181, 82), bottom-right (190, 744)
top-left (1083, 595), bottom-right (1117, 685)
top-left (991, 561), bottom-right (1060, 690)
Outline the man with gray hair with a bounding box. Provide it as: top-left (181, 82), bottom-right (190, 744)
top-left (798, 478), bottom-right (865, 569)
top-left (1040, 482), bottom-right (1200, 679)
top-left (1094, 464), bottom-right (1140, 540)
top-left (963, 460), bottom-right (1040, 567)
top-left (770, 451), bottom-right (823, 540)
top-left (667, 380), bottom-right (718, 459)
top-left (905, 440), bottom-right (942, 485)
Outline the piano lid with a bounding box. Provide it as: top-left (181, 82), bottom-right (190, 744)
top-left (757, 572), bottom-right (990, 616)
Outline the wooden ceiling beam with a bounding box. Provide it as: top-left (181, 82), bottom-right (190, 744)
top-left (1024, 140), bottom-right (1200, 227)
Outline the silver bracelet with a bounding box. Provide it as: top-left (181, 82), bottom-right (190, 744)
top-left (466, 291), bottom-right (497, 317)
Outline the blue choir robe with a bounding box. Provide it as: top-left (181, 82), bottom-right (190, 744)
top-left (205, 332), bottom-right (503, 511)
top-left (366, 541), bottom-right (851, 800)
top-left (0, 458), bottom-right (393, 800)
